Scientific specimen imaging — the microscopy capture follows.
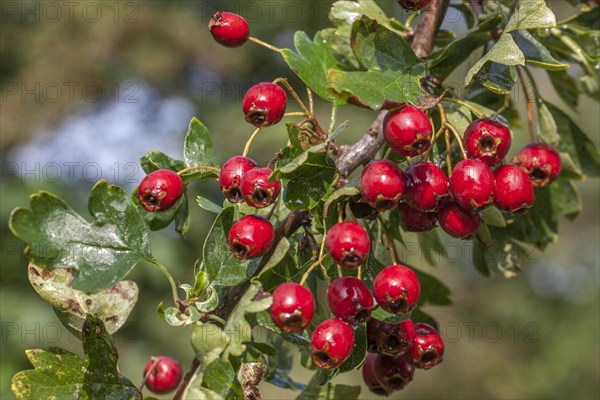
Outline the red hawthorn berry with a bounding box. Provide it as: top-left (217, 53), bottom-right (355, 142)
top-left (242, 82), bottom-right (287, 127)
top-left (412, 322), bottom-right (444, 369)
top-left (325, 221), bottom-right (370, 269)
top-left (384, 104), bottom-right (433, 156)
top-left (360, 160), bottom-right (405, 211)
top-left (512, 142), bottom-right (562, 186)
top-left (494, 164), bottom-right (535, 212)
top-left (270, 282), bottom-right (315, 333)
top-left (138, 169), bottom-right (184, 212)
top-left (449, 159), bottom-right (496, 211)
top-left (208, 11), bottom-right (249, 47)
top-left (404, 162), bottom-right (450, 212)
top-left (373, 265), bottom-right (421, 315)
top-left (240, 167), bottom-right (281, 208)
top-left (327, 276), bottom-right (376, 325)
top-left (219, 156), bottom-right (258, 203)
top-left (437, 201), bottom-right (481, 239)
top-left (397, 203), bottom-right (437, 232)
top-left (228, 215), bottom-right (274, 259)
top-left (143, 356), bottom-right (183, 394)
top-left (310, 318), bottom-right (355, 369)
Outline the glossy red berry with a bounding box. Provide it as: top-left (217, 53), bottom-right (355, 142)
top-left (449, 159), bottom-right (496, 211)
top-left (375, 319), bottom-right (416, 357)
top-left (219, 156), bottom-right (258, 203)
top-left (494, 164), bottom-right (535, 212)
top-left (373, 265), bottom-right (421, 315)
top-left (327, 277), bottom-right (375, 325)
top-left (325, 221), bottom-right (370, 269)
top-left (412, 323), bottom-right (444, 369)
top-left (240, 167), bottom-right (281, 208)
top-left (384, 105), bottom-right (432, 156)
top-left (397, 203), bottom-right (437, 232)
top-left (378, 354), bottom-right (415, 390)
top-left (208, 11), bottom-right (249, 47)
top-left (310, 318), bottom-right (355, 369)
top-left (404, 162), bottom-right (450, 212)
top-left (143, 356), bottom-right (183, 394)
top-left (397, 0), bottom-right (431, 11)
top-left (463, 118), bottom-right (512, 166)
top-left (243, 82), bottom-right (287, 127)
top-left (360, 160), bottom-right (405, 211)
top-left (362, 353), bottom-right (394, 397)
top-left (228, 215), bottom-right (274, 259)
top-left (512, 142), bottom-right (562, 186)
top-left (271, 282), bottom-right (315, 333)
top-left (138, 169), bottom-right (184, 212)
top-left (437, 201), bottom-right (481, 239)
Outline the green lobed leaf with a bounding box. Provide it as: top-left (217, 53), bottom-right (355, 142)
top-left (338, 325), bottom-right (366, 373)
top-left (429, 14), bottom-right (502, 81)
top-left (12, 348), bottom-right (87, 399)
top-left (465, 33), bottom-right (525, 89)
top-left (481, 206), bottom-right (507, 227)
top-left (223, 283), bottom-right (273, 358)
top-left (512, 30), bottom-right (568, 71)
top-left (253, 238), bottom-right (303, 292)
top-left (12, 316), bottom-right (141, 399)
top-left (537, 99), bottom-right (560, 144)
top-left (202, 207), bottom-right (260, 287)
top-left (549, 179), bottom-right (582, 221)
top-left (545, 102), bottom-right (600, 177)
top-left (9, 181), bottom-right (151, 293)
top-left (548, 68), bottom-right (579, 106)
top-left (139, 149), bottom-right (186, 173)
top-left (81, 316), bottom-right (141, 398)
top-left (183, 117), bottom-right (220, 175)
top-left (296, 371), bottom-right (360, 400)
top-left (504, 0), bottom-right (556, 33)
top-left (28, 264), bottom-right (137, 337)
top-left (327, 16), bottom-right (425, 109)
top-left (371, 307), bottom-right (411, 324)
top-left (202, 359), bottom-right (242, 400)
top-left (197, 196), bottom-right (224, 214)
top-left (281, 31), bottom-right (341, 102)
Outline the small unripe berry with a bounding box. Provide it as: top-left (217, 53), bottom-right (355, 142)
top-left (449, 159), bottom-right (496, 211)
top-left (404, 162), bottom-right (450, 212)
top-left (243, 83), bottom-right (287, 127)
top-left (437, 201), bottom-right (481, 239)
top-left (512, 142), bottom-right (562, 186)
top-left (310, 318), bottom-right (355, 369)
top-left (325, 221), bottom-right (370, 269)
top-left (384, 105), bottom-right (432, 156)
top-left (373, 265), bottom-right (421, 315)
top-left (360, 160), bottom-right (405, 211)
top-left (271, 282), bottom-right (315, 333)
top-left (208, 12), bottom-right (249, 47)
top-left (219, 156), bottom-right (258, 203)
top-left (228, 215), bottom-right (274, 259)
top-left (138, 169), bottom-right (184, 212)
top-left (327, 277), bottom-right (375, 325)
top-left (463, 118), bottom-right (512, 166)
top-left (240, 167), bottom-right (281, 208)
top-left (412, 323), bottom-right (444, 369)
top-left (143, 355), bottom-right (183, 394)
top-left (494, 164), bottom-right (535, 212)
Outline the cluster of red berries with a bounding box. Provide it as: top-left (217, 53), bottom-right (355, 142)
top-left (269, 220), bottom-right (444, 394)
top-left (359, 105), bottom-right (563, 239)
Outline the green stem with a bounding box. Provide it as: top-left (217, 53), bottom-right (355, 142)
top-left (444, 98), bottom-right (485, 119)
top-left (247, 36), bottom-right (282, 53)
top-left (147, 258), bottom-right (179, 305)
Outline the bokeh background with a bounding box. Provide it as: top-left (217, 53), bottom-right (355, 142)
top-left (1, 1), bottom-right (598, 399)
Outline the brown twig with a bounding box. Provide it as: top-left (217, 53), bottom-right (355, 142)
top-left (411, 0), bottom-right (451, 58)
top-left (334, 110), bottom-right (388, 177)
top-left (240, 363), bottom-right (267, 400)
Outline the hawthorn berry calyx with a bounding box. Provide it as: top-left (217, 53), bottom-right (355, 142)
top-left (463, 118), bottom-right (512, 166)
top-left (138, 169), bottom-right (184, 212)
top-left (513, 142), bottom-right (562, 186)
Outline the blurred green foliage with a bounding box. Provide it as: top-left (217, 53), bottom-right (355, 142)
top-left (1, 1), bottom-right (598, 399)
